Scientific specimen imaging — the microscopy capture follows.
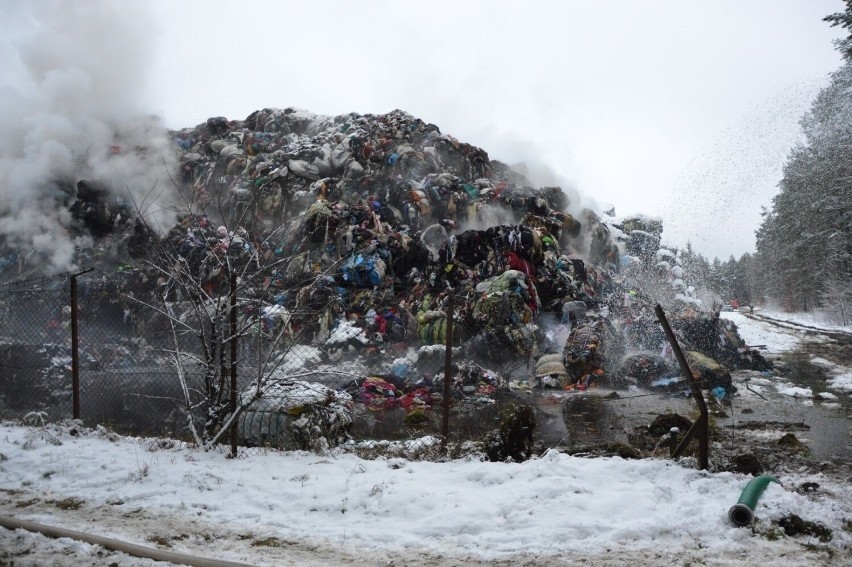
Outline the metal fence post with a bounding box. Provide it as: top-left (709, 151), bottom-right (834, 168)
top-left (441, 291), bottom-right (454, 454)
top-left (70, 274), bottom-right (79, 420)
top-left (70, 268), bottom-right (93, 420)
top-left (230, 270), bottom-right (238, 457)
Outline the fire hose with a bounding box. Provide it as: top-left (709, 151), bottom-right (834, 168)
top-left (728, 475), bottom-right (781, 527)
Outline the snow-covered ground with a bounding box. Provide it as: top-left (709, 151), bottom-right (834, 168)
top-left (1, 420), bottom-right (850, 566)
top-left (758, 309), bottom-right (852, 335)
top-left (723, 311), bottom-right (852, 401)
top-left (2, 313), bottom-right (850, 566)
top-left (722, 312), bottom-right (802, 356)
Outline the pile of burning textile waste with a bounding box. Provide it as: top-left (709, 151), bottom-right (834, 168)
top-left (156, 108), bottom-right (617, 407)
top-left (0, 107), bottom-right (769, 442)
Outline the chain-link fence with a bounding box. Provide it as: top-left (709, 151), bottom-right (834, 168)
top-left (0, 274), bottom-right (73, 422)
top-left (74, 269), bottom-right (193, 438)
top-left (1, 270), bottom-right (721, 464)
top-left (0, 271), bottom-right (539, 458)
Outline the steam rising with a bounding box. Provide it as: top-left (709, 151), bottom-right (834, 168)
top-left (0, 0), bottom-right (177, 272)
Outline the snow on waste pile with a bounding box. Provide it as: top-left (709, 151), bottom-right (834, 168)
top-left (0, 107), bottom-right (767, 430)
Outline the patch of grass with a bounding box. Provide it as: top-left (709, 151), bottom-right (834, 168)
top-left (0, 488), bottom-right (23, 496)
top-left (251, 537), bottom-right (287, 547)
top-left (778, 433), bottom-right (809, 454)
top-left (146, 535), bottom-right (171, 547)
top-left (129, 462), bottom-right (150, 482)
top-left (46, 497), bottom-right (83, 510)
top-left (147, 439), bottom-right (178, 452)
top-left (251, 537), bottom-right (313, 550)
top-left (290, 474), bottom-right (310, 487)
top-left (15, 498), bottom-right (40, 508)
top-left (602, 442), bottom-right (642, 459)
top-left (756, 525), bottom-right (784, 541)
top-left (801, 543), bottom-right (835, 559)
top-left (739, 420), bottom-right (810, 431)
top-left (778, 514), bottom-right (833, 542)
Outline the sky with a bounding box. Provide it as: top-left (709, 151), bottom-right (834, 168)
top-left (0, 1), bottom-right (846, 262)
top-left (143, 0), bottom-right (846, 260)
top-left (1, 279), bottom-right (851, 566)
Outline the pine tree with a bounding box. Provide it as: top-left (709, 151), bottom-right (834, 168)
top-left (752, 8), bottom-right (852, 312)
top-left (824, 0), bottom-right (852, 62)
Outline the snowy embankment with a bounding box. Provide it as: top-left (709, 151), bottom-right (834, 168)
top-left (758, 310), bottom-right (852, 335)
top-left (721, 312), bottom-right (802, 356)
top-left (723, 311), bottom-right (852, 399)
top-left (1, 422), bottom-right (849, 566)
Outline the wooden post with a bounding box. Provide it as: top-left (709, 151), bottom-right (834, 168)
top-left (654, 304), bottom-right (709, 470)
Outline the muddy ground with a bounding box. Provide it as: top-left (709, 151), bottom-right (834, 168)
top-left (343, 313), bottom-right (851, 477)
top-left (1, 315), bottom-right (849, 566)
top-left (534, 313), bottom-right (850, 483)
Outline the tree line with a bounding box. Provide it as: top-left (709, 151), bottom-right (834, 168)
top-left (684, 4), bottom-right (852, 325)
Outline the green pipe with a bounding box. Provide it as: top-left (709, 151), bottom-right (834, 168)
top-left (728, 475), bottom-right (781, 527)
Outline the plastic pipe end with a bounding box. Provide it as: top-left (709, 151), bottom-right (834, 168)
top-left (728, 503), bottom-right (754, 527)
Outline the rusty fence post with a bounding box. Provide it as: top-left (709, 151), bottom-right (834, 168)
top-left (70, 268), bottom-right (93, 420)
top-left (230, 270), bottom-right (238, 457)
top-left (441, 291), bottom-right (455, 454)
top-left (654, 304), bottom-right (709, 470)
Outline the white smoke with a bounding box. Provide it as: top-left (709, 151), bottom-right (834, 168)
top-left (0, 0), bottom-right (178, 273)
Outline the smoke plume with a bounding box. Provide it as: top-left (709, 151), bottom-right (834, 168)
top-left (0, 0), bottom-right (177, 273)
